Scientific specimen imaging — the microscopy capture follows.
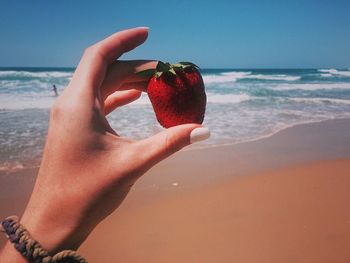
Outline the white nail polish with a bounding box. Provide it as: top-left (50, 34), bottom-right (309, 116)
top-left (190, 127), bottom-right (210, 144)
top-left (136, 26), bottom-right (150, 30)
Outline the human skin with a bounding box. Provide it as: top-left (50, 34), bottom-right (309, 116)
top-left (0, 27), bottom-right (209, 262)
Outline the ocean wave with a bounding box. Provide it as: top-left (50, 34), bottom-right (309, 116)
top-left (0, 70), bottom-right (73, 78)
top-left (318, 69), bottom-right (350, 77)
top-left (0, 79), bottom-right (57, 91)
top-left (245, 74), bottom-right (300, 81)
top-left (202, 72), bottom-right (251, 84)
top-left (203, 71), bottom-right (300, 84)
top-left (118, 89), bottom-right (251, 106)
top-left (221, 71), bottom-right (252, 78)
top-left (2, 68), bottom-right (350, 173)
top-left (0, 162), bottom-right (40, 174)
top-left (0, 91), bottom-right (252, 110)
top-left (320, 73), bottom-right (333, 77)
top-left (0, 91), bottom-right (151, 110)
top-left (0, 163), bottom-right (25, 172)
top-left (207, 93), bottom-right (251, 104)
top-left (272, 83), bottom-right (350, 91)
top-left (0, 94), bottom-right (55, 110)
top-left (289, 97), bottom-right (350, 105)
top-left (223, 71), bottom-right (301, 81)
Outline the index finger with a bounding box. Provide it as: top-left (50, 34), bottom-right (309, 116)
top-left (70, 27), bottom-right (149, 93)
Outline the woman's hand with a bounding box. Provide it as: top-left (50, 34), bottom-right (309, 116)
top-left (0, 27), bottom-right (209, 261)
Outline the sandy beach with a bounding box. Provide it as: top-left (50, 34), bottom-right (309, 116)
top-left (2, 3), bottom-right (350, 262)
top-left (1, 118), bottom-right (350, 262)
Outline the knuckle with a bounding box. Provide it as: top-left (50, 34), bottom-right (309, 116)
top-left (114, 36), bottom-right (124, 51)
top-left (83, 44), bottom-right (104, 61)
top-left (83, 45), bottom-right (96, 56)
top-left (50, 99), bottom-right (77, 120)
top-left (164, 133), bottom-right (179, 154)
top-left (50, 101), bottom-right (63, 120)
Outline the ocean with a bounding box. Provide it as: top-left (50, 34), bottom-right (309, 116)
top-left (1, 67), bottom-right (350, 173)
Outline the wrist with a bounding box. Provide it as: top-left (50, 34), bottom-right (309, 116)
top-left (19, 187), bottom-right (93, 255)
top-left (1, 215), bottom-right (88, 263)
top-left (0, 242), bottom-right (27, 263)
top-left (20, 202), bottom-right (90, 255)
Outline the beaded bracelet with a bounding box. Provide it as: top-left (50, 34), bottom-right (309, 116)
top-left (0, 216), bottom-right (87, 263)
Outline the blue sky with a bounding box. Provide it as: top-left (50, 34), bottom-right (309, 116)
top-left (1, 0), bottom-right (349, 68)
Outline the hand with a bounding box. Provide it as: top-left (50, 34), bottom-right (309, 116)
top-left (0, 27), bottom-right (209, 262)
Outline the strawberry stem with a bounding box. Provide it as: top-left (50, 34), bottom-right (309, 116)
top-left (136, 61), bottom-right (200, 79)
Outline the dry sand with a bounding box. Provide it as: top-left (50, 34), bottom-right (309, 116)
top-left (1, 119), bottom-right (350, 262)
top-left (80, 159), bottom-right (350, 263)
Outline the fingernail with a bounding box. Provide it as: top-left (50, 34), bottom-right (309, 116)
top-left (136, 26), bottom-right (150, 30)
top-left (190, 127), bottom-right (210, 144)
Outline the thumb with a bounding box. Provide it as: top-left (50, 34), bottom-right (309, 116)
top-left (135, 124), bottom-right (210, 168)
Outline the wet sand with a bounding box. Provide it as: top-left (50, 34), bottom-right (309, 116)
top-left (1, 119), bottom-right (350, 262)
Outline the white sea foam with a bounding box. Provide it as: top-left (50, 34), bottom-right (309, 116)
top-left (207, 93), bottom-right (251, 104)
top-left (2, 68), bottom-right (350, 173)
top-left (224, 72), bottom-right (301, 81)
top-left (221, 71), bottom-right (252, 78)
top-left (0, 90), bottom-right (252, 110)
top-left (245, 74), bottom-right (301, 81)
top-left (0, 70), bottom-right (73, 78)
top-left (118, 87), bottom-right (251, 106)
top-left (290, 97), bottom-right (350, 105)
top-left (318, 69), bottom-right (350, 77)
top-left (318, 69), bottom-right (336, 73)
top-left (272, 83), bottom-right (350, 91)
top-left (203, 71), bottom-right (300, 84)
top-left (0, 95), bottom-right (55, 110)
top-left (0, 163), bottom-right (25, 172)
top-left (320, 73), bottom-right (333, 77)
top-left (0, 91), bottom-right (151, 110)
top-left (0, 79), bottom-right (55, 91)
top-left (203, 72), bottom-right (251, 84)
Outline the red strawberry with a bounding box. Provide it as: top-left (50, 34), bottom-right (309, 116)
top-left (139, 61), bottom-right (206, 128)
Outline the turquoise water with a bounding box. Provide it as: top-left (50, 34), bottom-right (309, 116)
top-left (1, 67), bottom-right (350, 172)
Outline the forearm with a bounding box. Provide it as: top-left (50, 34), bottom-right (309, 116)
top-left (0, 183), bottom-right (89, 262)
top-left (0, 242), bottom-right (27, 263)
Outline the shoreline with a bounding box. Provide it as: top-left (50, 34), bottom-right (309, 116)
top-left (1, 116), bottom-right (350, 174)
top-left (1, 118), bottom-right (350, 261)
top-left (136, 117), bottom-right (350, 190)
top-left (188, 116), bottom-right (350, 151)
top-left (1, 117), bottom-right (349, 208)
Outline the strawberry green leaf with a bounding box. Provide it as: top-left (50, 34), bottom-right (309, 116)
top-left (179, 61), bottom-right (200, 69)
top-left (168, 68), bottom-right (176, 75)
top-left (157, 61), bottom-right (171, 72)
top-left (172, 63), bottom-right (186, 69)
top-left (155, 71), bottom-right (163, 78)
top-left (136, 68), bottom-right (156, 78)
